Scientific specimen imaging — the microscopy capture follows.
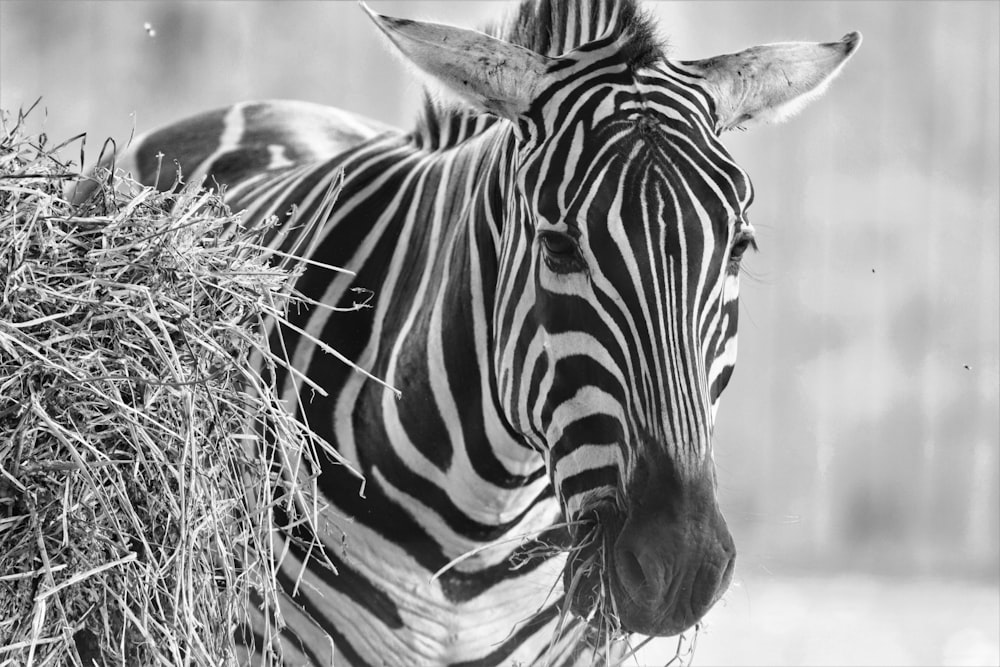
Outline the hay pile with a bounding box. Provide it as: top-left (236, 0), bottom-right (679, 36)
top-left (0, 108), bottom-right (359, 666)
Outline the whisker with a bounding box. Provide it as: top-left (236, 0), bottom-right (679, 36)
top-left (655, 624), bottom-right (700, 667)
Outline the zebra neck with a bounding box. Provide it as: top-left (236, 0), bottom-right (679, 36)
top-left (332, 125), bottom-right (555, 560)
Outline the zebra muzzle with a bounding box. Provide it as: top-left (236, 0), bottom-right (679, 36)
top-left (610, 489), bottom-right (735, 636)
top-left (563, 484), bottom-right (735, 637)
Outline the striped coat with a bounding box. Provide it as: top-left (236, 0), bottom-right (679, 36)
top-left (95, 1), bottom-right (860, 664)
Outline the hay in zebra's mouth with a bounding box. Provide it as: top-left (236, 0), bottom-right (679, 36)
top-left (556, 505), bottom-right (705, 665)
top-left (555, 505), bottom-right (628, 653)
top-left (0, 104), bottom-right (354, 666)
top-left (563, 505), bottom-right (617, 621)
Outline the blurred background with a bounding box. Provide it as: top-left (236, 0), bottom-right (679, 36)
top-left (2, 2), bottom-right (997, 665)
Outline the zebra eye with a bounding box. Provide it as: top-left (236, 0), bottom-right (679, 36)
top-left (729, 230), bottom-right (757, 262)
top-left (540, 232), bottom-right (575, 256)
top-left (538, 231), bottom-right (585, 273)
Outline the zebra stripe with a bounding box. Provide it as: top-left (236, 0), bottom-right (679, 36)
top-left (100, 0), bottom-right (860, 663)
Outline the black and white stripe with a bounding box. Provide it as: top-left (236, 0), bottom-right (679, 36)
top-left (104, 0), bottom-right (860, 663)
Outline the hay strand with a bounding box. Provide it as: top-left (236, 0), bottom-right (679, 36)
top-left (0, 107), bottom-right (370, 666)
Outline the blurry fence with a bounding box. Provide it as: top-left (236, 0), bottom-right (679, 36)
top-left (2, 0), bottom-right (997, 580)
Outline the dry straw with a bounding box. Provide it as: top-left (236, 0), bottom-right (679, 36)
top-left (0, 105), bottom-right (368, 666)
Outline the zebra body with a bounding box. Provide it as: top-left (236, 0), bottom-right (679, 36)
top-left (98, 1), bottom-right (860, 664)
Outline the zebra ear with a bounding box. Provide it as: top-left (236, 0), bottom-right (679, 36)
top-left (685, 32), bottom-right (862, 132)
top-left (361, 3), bottom-right (553, 122)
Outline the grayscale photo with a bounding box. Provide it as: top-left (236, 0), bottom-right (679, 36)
top-left (1, 2), bottom-right (997, 666)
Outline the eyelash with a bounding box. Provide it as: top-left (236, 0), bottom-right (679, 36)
top-left (729, 229), bottom-right (758, 262)
top-left (538, 230), bottom-right (585, 273)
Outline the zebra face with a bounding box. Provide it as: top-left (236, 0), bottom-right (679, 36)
top-left (366, 0), bottom-right (859, 639)
top-left (496, 69), bottom-right (752, 635)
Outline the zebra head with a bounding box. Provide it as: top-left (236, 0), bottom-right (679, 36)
top-left (366, 0), bottom-right (859, 638)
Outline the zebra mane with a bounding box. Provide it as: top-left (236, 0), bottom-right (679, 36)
top-left (412, 0), bottom-right (665, 149)
top-left (489, 0), bottom-right (663, 65)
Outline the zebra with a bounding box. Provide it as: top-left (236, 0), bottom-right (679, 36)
top-left (91, 1), bottom-right (860, 664)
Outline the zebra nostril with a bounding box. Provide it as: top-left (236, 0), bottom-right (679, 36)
top-left (615, 545), bottom-right (664, 604)
top-left (691, 554), bottom-right (734, 618)
top-left (618, 550), bottom-right (646, 592)
top-left (692, 565), bottom-right (717, 615)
